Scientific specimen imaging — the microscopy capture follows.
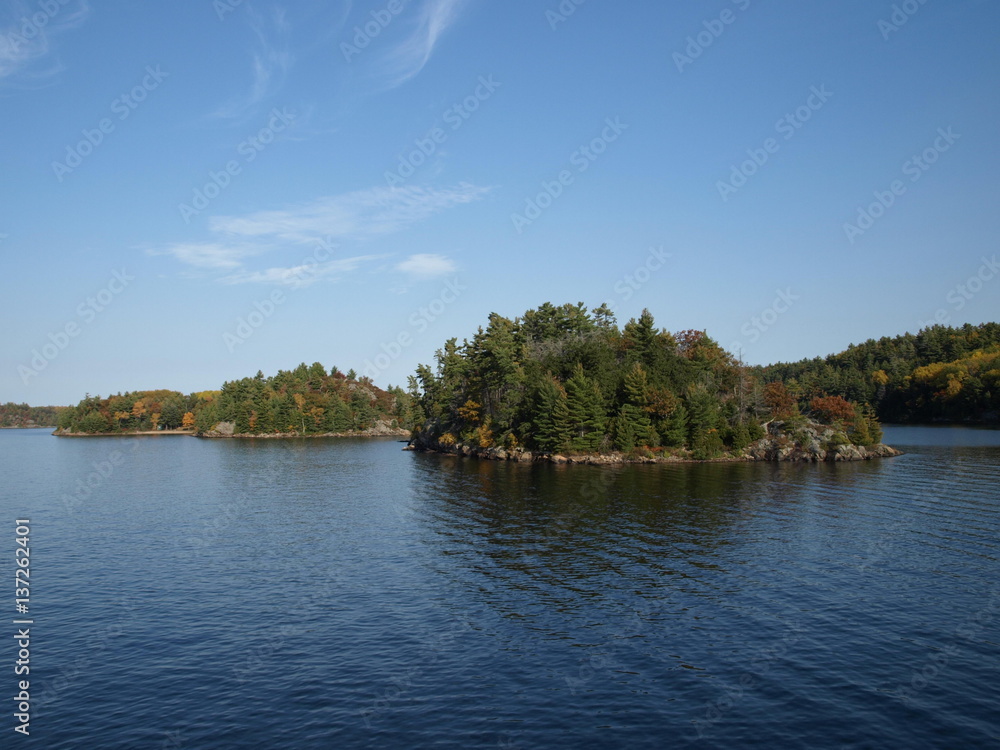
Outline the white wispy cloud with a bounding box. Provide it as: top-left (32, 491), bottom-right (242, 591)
top-left (154, 183), bottom-right (487, 286)
top-left (396, 253), bottom-right (456, 279)
top-left (0, 0), bottom-right (90, 82)
top-left (210, 183), bottom-right (490, 243)
top-left (221, 255), bottom-right (377, 287)
top-left (149, 243), bottom-right (263, 270)
top-left (211, 6), bottom-right (293, 121)
top-left (367, 0), bottom-right (469, 91)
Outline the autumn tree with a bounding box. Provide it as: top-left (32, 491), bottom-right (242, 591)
top-left (763, 382), bottom-right (795, 419)
top-left (809, 395), bottom-right (856, 428)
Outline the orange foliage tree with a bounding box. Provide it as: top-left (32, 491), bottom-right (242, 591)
top-left (763, 382), bottom-right (795, 419)
top-left (809, 395), bottom-right (856, 427)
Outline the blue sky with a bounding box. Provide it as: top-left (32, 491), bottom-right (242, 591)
top-left (2, 0), bottom-right (999, 406)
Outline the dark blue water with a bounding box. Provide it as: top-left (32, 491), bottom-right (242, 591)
top-left (2, 426), bottom-right (998, 749)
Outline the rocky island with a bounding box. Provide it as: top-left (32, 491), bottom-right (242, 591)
top-left (406, 302), bottom-right (900, 464)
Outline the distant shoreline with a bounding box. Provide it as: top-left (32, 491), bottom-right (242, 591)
top-left (53, 429), bottom-right (195, 437)
top-left (52, 427), bottom-right (409, 439)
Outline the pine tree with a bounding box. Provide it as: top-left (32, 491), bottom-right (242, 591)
top-left (686, 386), bottom-right (719, 448)
top-left (565, 364), bottom-right (606, 452)
top-left (850, 405), bottom-right (882, 446)
top-left (329, 398), bottom-right (352, 432)
top-left (620, 362), bottom-right (658, 447)
top-left (850, 417), bottom-right (873, 446)
top-left (623, 309), bottom-right (658, 366)
top-left (729, 422), bottom-right (751, 451)
top-left (867, 411), bottom-right (883, 445)
top-left (615, 403), bottom-right (654, 451)
top-left (533, 376), bottom-right (571, 452)
top-left (662, 402), bottom-right (688, 447)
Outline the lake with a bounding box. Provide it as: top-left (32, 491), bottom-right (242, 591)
top-left (2, 425), bottom-right (998, 748)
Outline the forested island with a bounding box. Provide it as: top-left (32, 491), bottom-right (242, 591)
top-left (48, 305), bottom-right (998, 462)
top-left (408, 303), bottom-right (896, 463)
top-left (0, 402), bottom-right (66, 428)
top-left (54, 366), bottom-right (414, 438)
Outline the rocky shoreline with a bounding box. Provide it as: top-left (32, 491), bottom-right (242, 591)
top-left (199, 420), bottom-right (409, 439)
top-left (53, 428), bottom-right (195, 437)
top-left (407, 420), bottom-right (903, 465)
top-left (53, 420), bottom-right (409, 439)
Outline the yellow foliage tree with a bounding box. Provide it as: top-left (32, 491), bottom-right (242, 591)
top-left (457, 399), bottom-right (481, 424)
top-left (181, 412), bottom-right (196, 429)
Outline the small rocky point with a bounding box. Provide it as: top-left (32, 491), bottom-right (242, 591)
top-left (744, 420), bottom-right (902, 462)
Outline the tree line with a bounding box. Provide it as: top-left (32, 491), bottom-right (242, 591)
top-left (411, 302), bottom-right (883, 459)
top-left (0, 403), bottom-right (65, 428)
top-left (57, 363), bottom-right (414, 435)
top-left (759, 322), bottom-right (1000, 423)
top-left (52, 313), bottom-right (999, 441)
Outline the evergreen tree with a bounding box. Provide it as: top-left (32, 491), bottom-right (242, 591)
top-left (565, 364), bottom-right (607, 452)
top-left (729, 422), bottom-right (752, 451)
top-left (685, 386), bottom-right (719, 447)
top-left (616, 363), bottom-right (657, 448)
top-left (614, 403), bottom-right (654, 451)
top-left (532, 376), bottom-right (571, 452)
top-left (662, 402), bottom-right (688, 448)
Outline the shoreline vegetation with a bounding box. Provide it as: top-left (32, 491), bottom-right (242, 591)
top-left (52, 424), bottom-right (409, 438)
top-left (408, 418), bottom-right (903, 464)
top-left (0, 402), bottom-right (66, 429)
top-left (44, 306), bottom-right (998, 465)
